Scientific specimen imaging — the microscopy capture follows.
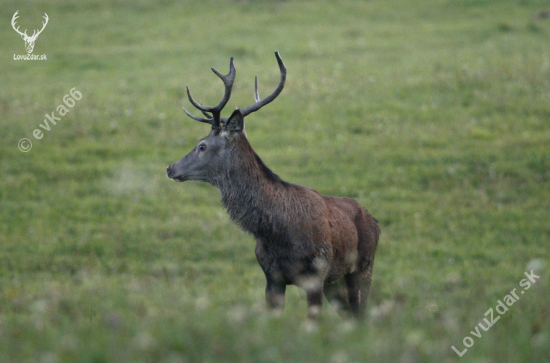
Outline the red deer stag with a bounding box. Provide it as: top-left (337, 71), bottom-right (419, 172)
top-left (167, 52), bottom-right (380, 319)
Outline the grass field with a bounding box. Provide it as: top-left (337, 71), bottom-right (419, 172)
top-left (1, 0), bottom-right (550, 362)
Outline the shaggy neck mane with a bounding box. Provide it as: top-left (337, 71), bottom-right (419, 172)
top-left (217, 134), bottom-right (290, 239)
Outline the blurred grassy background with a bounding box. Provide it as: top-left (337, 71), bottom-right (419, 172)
top-left (1, 0), bottom-right (549, 362)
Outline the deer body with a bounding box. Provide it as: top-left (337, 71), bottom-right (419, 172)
top-left (167, 52), bottom-right (379, 319)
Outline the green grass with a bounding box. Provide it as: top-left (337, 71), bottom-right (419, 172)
top-left (1, 0), bottom-right (550, 362)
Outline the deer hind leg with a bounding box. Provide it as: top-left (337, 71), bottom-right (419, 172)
top-left (356, 260), bottom-right (374, 320)
top-left (344, 272), bottom-right (363, 319)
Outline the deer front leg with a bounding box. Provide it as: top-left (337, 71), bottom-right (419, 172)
top-left (299, 274), bottom-right (324, 320)
top-left (265, 279), bottom-right (286, 311)
top-left (306, 285), bottom-right (323, 320)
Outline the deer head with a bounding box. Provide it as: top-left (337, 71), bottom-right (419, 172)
top-left (12, 11), bottom-right (49, 54)
top-left (167, 51), bottom-right (286, 184)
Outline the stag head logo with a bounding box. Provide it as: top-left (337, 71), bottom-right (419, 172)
top-left (11, 11), bottom-right (49, 54)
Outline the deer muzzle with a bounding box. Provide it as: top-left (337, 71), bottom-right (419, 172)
top-left (166, 164), bottom-right (187, 182)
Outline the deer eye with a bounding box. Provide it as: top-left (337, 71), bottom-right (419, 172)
top-left (198, 144), bottom-right (207, 152)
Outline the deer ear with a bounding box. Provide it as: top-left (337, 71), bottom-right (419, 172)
top-left (223, 109), bottom-right (244, 140)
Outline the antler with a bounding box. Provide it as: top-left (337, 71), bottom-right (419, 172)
top-left (183, 57), bottom-right (236, 130)
top-left (11, 11), bottom-right (28, 38)
top-left (182, 52), bottom-right (286, 129)
top-left (29, 13), bottom-right (49, 40)
top-left (241, 51), bottom-right (286, 118)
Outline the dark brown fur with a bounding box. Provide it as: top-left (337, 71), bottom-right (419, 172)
top-left (216, 133), bottom-right (380, 319)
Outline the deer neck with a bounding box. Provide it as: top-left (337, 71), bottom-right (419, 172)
top-left (217, 136), bottom-right (287, 236)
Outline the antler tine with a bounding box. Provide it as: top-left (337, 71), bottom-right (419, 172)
top-left (11, 11), bottom-right (28, 37)
top-left (184, 57), bottom-right (236, 129)
top-left (186, 87), bottom-right (206, 112)
top-left (254, 76), bottom-right (260, 102)
top-left (197, 103), bottom-right (214, 119)
top-left (36, 13), bottom-right (49, 35)
top-left (182, 106), bottom-right (215, 124)
top-left (241, 51), bottom-right (286, 117)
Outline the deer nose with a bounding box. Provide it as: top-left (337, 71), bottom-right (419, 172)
top-left (166, 165), bottom-right (172, 177)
